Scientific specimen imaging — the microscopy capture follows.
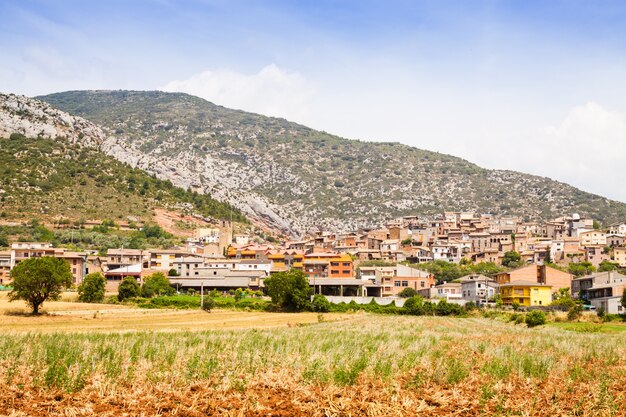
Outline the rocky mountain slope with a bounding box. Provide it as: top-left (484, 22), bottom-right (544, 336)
top-left (0, 92), bottom-right (247, 226)
top-left (18, 90), bottom-right (626, 235)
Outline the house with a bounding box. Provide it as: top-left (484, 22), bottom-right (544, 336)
top-left (0, 251), bottom-right (11, 285)
top-left (10, 243), bottom-right (86, 284)
top-left (572, 271), bottom-right (626, 300)
top-left (496, 264), bottom-right (572, 294)
top-left (614, 247), bottom-right (626, 267)
top-left (106, 248), bottom-right (149, 270)
top-left (584, 245), bottom-right (609, 267)
top-left (419, 282), bottom-right (462, 300)
top-left (579, 230), bottom-right (607, 247)
top-left (297, 252), bottom-right (353, 279)
top-left (606, 234), bottom-right (624, 248)
top-left (459, 274), bottom-right (499, 304)
top-left (586, 281), bottom-right (626, 314)
top-left (358, 264), bottom-right (434, 297)
top-left (499, 281), bottom-right (552, 307)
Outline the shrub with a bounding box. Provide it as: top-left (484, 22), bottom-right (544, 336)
top-left (525, 310), bottom-right (546, 328)
top-left (567, 304), bottom-right (583, 321)
top-left (403, 295), bottom-right (425, 315)
top-left (77, 272), bottom-right (106, 303)
top-left (117, 277), bottom-right (140, 301)
top-left (311, 294), bottom-right (331, 312)
top-left (201, 296), bottom-right (215, 312)
top-left (398, 287), bottom-right (418, 298)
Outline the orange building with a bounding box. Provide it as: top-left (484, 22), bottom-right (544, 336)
top-left (295, 252), bottom-right (353, 279)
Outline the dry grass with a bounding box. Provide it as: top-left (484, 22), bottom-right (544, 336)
top-left (0, 292), bottom-right (351, 333)
top-left (0, 310), bottom-right (624, 416)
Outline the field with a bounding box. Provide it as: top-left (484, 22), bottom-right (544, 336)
top-left (0, 295), bottom-right (625, 416)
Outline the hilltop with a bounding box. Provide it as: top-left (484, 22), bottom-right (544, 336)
top-left (25, 90), bottom-right (626, 235)
top-left (0, 93), bottom-right (247, 230)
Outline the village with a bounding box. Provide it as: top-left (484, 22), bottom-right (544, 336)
top-left (1, 211), bottom-right (625, 314)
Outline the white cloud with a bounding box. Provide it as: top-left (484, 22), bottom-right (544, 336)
top-left (159, 64), bottom-right (315, 123)
top-left (530, 102), bottom-right (626, 201)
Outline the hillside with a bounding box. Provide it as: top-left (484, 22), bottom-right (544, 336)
top-left (33, 90), bottom-right (626, 235)
top-left (0, 93), bottom-right (247, 227)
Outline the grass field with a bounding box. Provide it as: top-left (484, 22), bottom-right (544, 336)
top-left (0, 295), bottom-right (625, 416)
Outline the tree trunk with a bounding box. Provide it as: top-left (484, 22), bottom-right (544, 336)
top-left (32, 303), bottom-right (40, 315)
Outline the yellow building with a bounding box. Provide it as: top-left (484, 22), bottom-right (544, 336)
top-left (499, 280), bottom-right (552, 307)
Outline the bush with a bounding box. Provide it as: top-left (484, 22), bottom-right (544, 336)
top-left (201, 296), bottom-right (215, 312)
top-left (525, 310), bottom-right (546, 327)
top-left (118, 277), bottom-right (140, 301)
top-left (398, 287), bottom-right (418, 298)
top-left (567, 304), bottom-right (583, 321)
top-left (403, 295), bottom-right (425, 315)
top-left (77, 272), bottom-right (106, 303)
top-left (311, 294), bottom-right (331, 312)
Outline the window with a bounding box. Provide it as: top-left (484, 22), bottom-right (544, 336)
top-left (331, 270), bottom-right (339, 274)
top-left (342, 270), bottom-right (350, 274)
top-left (402, 281), bottom-right (408, 287)
top-left (394, 281), bottom-right (401, 287)
top-left (420, 281), bottom-right (425, 288)
top-left (343, 263), bottom-right (351, 267)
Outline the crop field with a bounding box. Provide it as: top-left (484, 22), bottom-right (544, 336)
top-left (0, 304), bottom-right (625, 417)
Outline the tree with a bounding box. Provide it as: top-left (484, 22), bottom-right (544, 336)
top-left (141, 272), bottom-right (174, 298)
top-left (77, 272), bottom-right (106, 303)
top-left (598, 261), bottom-right (618, 272)
top-left (568, 262), bottom-right (596, 277)
top-left (0, 235), bottom-right (8, 247)
top-left (398, 287), bottom-right (418, 298)
top-left (621, 288), bottom-right (626, 313)
top-left (502, 251), bottom-right (522, 268)
top-left (8, 257), bottom-right (73, 314)
top-left (264, 269), bottom-right (312, 311)
top-left (311, 294), bottom-right (331, 312)
top-left (118, 277), bottom-right (140, 301)
top-left (168, 268), bottom-right (178, 277)
top-left (551, 287), bottom-right (578, 309)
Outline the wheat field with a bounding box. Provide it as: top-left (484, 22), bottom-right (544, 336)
top-left (0, 311), bottom-right (625, 416)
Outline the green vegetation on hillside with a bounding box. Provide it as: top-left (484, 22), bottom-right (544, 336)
top-left (39, 90), bottom-right (626, 229)
top-left (0, 135), bottom-right (247, 223)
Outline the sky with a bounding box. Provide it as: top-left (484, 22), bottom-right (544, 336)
top-left (2, 0), bottom-right (626, 202)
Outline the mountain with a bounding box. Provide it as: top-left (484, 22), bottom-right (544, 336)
top-left (0, 92), bottom-right (247, 228)
top-left (29, 90), bottom-right (626, 235)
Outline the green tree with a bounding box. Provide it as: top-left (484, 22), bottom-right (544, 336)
top-left (568, 262), bottom-right (596, 277)
top-left (264, 269), bottom-right (312, 311)
top-left (141, 272), bottom-right (174, 298)
top-left (0, 235), bottom-right (8, 247)
top-left (551, 287), bottom-right (578, 309)
top-left (118, 277), bottom-right (140, 301)
top-left (168, 268), bottom-right (178, 277)
top-left (502, 251), bottom-right (522, 268)
top-left (8, 257), bottom-right (73, 314)
top-left (398, 287), bottom-right (418, 298)
top-left (621, 288), bottom-right (626, 312)
top-left (77, 272), bottom-right (106, 303)
top-left (598, 261), bottom-right (618, 272)
top-left (311, 294), bottom-right (331, 312)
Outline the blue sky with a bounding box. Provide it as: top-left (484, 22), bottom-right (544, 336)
top-left (2, 0), bottom-right (626, 203)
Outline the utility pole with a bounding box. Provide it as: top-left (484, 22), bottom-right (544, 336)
top-left (201, 281), bottom-right (204, 309)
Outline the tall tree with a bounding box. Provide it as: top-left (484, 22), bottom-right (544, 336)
top-left (8, 257), bottom-right (73, 314)
top-left (264, 269), bottom-right (312, 311)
